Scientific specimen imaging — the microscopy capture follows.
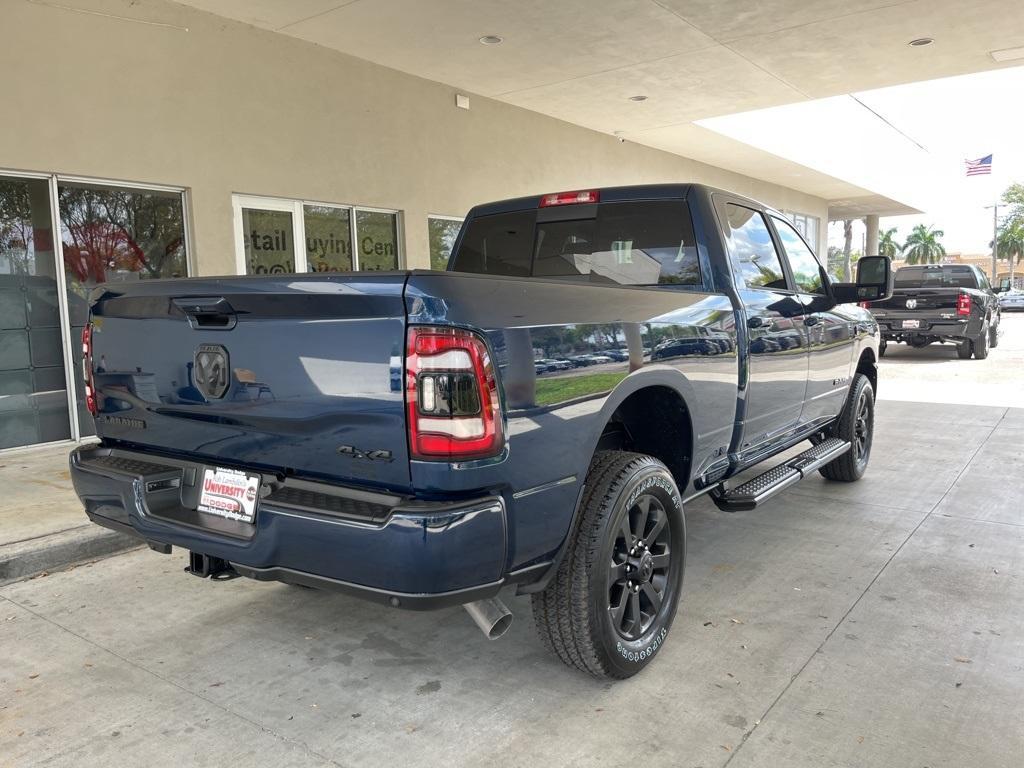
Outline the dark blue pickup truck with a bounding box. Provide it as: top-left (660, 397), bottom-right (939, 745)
top-left (70, 184), bottom-right (892, 678)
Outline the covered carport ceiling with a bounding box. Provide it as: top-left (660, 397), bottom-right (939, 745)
top-left (178, 0), bottom-right (1024, 214)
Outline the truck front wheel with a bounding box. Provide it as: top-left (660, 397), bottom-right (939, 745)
top-left (819, 373), bottom-right (874, 482)
top-left (531, 451), bottom-right (685, 678)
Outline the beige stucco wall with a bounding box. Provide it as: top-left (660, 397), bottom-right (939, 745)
top-left (0, 0), bottom-right (829, 273)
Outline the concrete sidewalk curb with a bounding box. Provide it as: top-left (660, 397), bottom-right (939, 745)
top-left (0, 525), bottom-right (142, 586)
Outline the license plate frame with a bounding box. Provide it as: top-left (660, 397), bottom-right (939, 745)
top-left (197, 467), bottom-right (260, 524)
top-left (902, 319), bottom-right (921, 329)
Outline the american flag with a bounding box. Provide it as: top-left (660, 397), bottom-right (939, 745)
top-left (965, 154), bottom-right (993, 176)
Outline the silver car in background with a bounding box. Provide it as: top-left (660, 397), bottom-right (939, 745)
top-left (999, 289), bottom-right (1024, 311)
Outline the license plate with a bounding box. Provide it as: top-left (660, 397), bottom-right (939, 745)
top-left (902, 319), bottom-right (920, 329)
top-left (198, 467), bottom-right (260, 523)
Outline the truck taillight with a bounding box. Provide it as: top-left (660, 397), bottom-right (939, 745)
top-left (956, 291), bottom-right (971, 316)
top-left (405, 326), bottom-right (504, 461)
top-left (82, 324), bottom-right (98, 416)
top-left (539, 189), bottom-right (599, 207)
top-left (858, 301), bottom-right (871, 309)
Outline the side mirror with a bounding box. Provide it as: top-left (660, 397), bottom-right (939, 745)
top-left (995, 278), bottom-right (1011, 294)
top-left (831, 255), bottom-right (893, 304)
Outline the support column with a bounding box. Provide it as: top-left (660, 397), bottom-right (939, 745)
top-left (865, 214), bottom-right (880, 257)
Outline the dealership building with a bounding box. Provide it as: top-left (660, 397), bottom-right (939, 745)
top-left (2, 0), bottom-right (1019, 451)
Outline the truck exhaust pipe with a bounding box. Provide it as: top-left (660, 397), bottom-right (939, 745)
top-left (464, 597), bottom-right (513, 640)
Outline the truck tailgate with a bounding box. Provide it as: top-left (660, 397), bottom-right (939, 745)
top-left (870, 287), bottom-right (960, 313)
top-left (89, 274), bottom-right (411, 491)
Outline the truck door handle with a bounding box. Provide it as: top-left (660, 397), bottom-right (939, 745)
top-left (173, 297), bottom-right (237, 330)
top-left (803, 315), bottom-right (821, 327)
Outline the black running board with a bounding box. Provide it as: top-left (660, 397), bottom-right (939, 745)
top-left (710, 438), bottom-right (850, 512)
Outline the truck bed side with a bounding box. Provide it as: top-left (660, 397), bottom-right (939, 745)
top-left (405, 270), bottom-right (738, 569)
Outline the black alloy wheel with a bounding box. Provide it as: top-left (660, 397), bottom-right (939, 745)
top-left (607, 491), bottom-right (673, 641)
top-left (532, 451), bottom-right (685, 678)
top-left (819, 373), bottom-right (874, 482)
top-left (851, 385), bottom-right (873, 472)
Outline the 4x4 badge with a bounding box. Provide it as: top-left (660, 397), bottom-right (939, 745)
top-left (194, 344), bottom-right (230, 399)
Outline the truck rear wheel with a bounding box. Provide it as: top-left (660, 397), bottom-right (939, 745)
top-left (819, 373), bottom-right (874, 483)
top-left (957, 339), bottom-right (973, 359)
top-left (531, 451), bottom-right (685, 679)
top-left (973, 323), bottom-right (990, 359)
top-left (990, 321), bottom-right (1000, 348)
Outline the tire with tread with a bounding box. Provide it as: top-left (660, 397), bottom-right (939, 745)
top-left (957, 339), bottom-right (973, 359)
top-left (819, 373), bottom-right (874, 483)
top-left (973, 322), bottom-right (990, 359)
top-left (531, 451), bottom-right (685, 679)
top-left (989, 321), bottom-right (999, 348)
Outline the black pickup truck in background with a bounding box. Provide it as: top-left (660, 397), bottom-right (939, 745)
top-left (866, 263), bottom-right (1001, 359)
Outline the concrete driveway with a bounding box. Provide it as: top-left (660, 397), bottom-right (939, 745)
top-left (2, 319), bottom-right (1022, 768)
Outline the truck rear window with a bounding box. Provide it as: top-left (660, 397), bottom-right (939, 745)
top-left (894, 265), bottom-right (979, 289)
top-left (450, 201), bottom-right (701, 286)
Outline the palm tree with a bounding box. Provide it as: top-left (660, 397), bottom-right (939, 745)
top-left (902, 224), bottom-right (946, 265)
top-left (876, 227), bottom-right (902, 259)
top-left (997, 220), bottom-right (1024, 265)
top-left (998, 220), bottom-right (1024, 285)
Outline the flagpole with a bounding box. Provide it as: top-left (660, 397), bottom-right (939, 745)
top-left (985, 203), bottom-right (999, 284)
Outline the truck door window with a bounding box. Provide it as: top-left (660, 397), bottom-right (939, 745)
top-left (771, 216), bottom-right (825, 295)
top-left (723, 204), bottom-right (787, 290)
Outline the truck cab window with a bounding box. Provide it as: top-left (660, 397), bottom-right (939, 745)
top-left (771, 215), bottom-right (825, 295)
top-left (894, 265), bottom-right (978, 289)
top-left (532, 201), bottom-right (699, 286)
top-left (453, 211), bottom-right (535, 276)
top-left (723, 204), bottom-right (787, 290)
top-left (452, 201), bottom-right (701, 286)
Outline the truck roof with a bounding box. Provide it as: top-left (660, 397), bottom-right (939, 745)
top-left (465, 182), bottom-right (765, 218)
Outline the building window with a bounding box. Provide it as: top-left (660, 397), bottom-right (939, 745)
top-left (59, 181), bottom-right (188, 435)
top-left (428, 216), bottom-right (463, 271)
top-left (304, 205), bottom-right (352, 272)
top-left (233, 195), bottom-right (401, 274)
top-left (783, 211), bottom-right (820, 253)
top-left (355, 209), bottom-right (400, 271)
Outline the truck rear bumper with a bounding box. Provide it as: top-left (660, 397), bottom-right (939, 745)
top-left (70, 445), bottom-right (520, 609)
top-left (877, 317), bottom-right (978, 341)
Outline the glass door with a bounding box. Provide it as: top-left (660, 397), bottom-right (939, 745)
top-left (0, 175), bottom-right (72, 449)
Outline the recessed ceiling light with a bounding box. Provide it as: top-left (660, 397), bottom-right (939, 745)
top-left (628, 95), bottom-right (648, 102)
top-left (991, 46), bottom-right (1024, 62)
top-left (908, 37), bottom-right (934, 47)
top-left (479, 35), bottom-right (503, 45)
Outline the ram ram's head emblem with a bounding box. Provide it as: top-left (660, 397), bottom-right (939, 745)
top-left (194, 344), bottom-right (230, 399)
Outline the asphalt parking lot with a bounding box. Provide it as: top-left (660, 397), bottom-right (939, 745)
top-left (2, 318), bottom-right (1022, 768)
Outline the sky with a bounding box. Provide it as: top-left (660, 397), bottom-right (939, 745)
top-left (697, 65), bottom-right (1024, 255)
top-left (854, 65), bottom-right (1024, 254)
